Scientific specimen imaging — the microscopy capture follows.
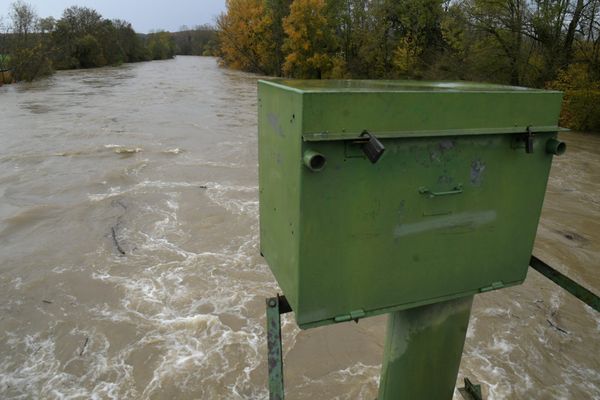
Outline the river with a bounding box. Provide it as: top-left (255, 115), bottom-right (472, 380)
top-left (0, 56), bottom-right (598, 399)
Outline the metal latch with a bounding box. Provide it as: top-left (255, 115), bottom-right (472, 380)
top-left (512, 126), bottom-right (535, 153)
top-left (360, 130), bottom-right (385, 163)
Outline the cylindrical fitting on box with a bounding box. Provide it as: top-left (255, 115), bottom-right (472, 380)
top-left (303, 150), bottom-right (326, 172)
top-left (546, 138), bottom-right (566, 155)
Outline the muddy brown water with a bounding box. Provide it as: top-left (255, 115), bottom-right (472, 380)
top-left (0, 56), bottom-right (598, 399)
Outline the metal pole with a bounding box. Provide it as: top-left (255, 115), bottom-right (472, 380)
top-left (266, 295), bottom-right (292, 400)
top-left (378, 295), bottom-right (474, 400)
top-left (530, 255), bottom-right (599, 312)
top-left (266, 297), bottom-right (285, 400)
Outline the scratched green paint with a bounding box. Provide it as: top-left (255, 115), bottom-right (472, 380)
top-left (258, 80), bottom-right (563, 330)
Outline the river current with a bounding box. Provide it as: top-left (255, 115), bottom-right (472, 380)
top-left (0, 56), bottom-right (598, 399)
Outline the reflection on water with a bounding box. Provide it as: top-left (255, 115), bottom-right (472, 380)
top-left (0, 57), bottom-right (598, 399)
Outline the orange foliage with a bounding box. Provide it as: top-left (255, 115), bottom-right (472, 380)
top-left (282, 0), bottom-right (344, 78)
top-left (217, 0), bottom-right (277, 74)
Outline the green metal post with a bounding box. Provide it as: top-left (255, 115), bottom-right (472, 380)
top-left (266, 297), bottom-right (285, 400)
top-left (378, 296), bottom-right (474, 400)
top-left (266, 295), bottom-right (292, 400)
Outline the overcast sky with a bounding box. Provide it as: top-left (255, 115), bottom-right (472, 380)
top-left (1, 0), bottom-right (227, 33)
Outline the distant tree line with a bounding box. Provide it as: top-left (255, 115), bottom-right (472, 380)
top-left (217, 0), bottom-right (600, 131)
top-left (0, 1), bottom-right (218, 84)
top-left (172, 25), bottom-right (219, 56)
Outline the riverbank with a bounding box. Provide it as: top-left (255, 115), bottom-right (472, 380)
top-left (1, 4), bottom-right (177, 84)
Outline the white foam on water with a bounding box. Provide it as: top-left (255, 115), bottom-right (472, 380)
top-left (88, 180), bottom-right (201, 201)
top-left (481, 307), bottom-right (511, 318)
top-left (490, 337), bottom-right (514, 354)
top-left (584, 305), bottom-right (600, 332)
top-left (562, 364), bottom-right (600, 396)
top-left (0, 328), bottom-right (139, 400)
top-left (11, 277), bottom-right (23, 289)
top-left (114, 147), bottom-right (142, 154)
top-left (295, 362), bottom-right (380, 400)
top-left (466, 316), bottom-right (477, 339)
top-left (203, 182), bottom-right (258, 216)
top-left (76, 181), bottom-right (279, 399)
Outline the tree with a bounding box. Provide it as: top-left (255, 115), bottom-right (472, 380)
top-left (9, 0), bottom-right (36, 43)
top-left (325, 0), bottom-right (371, 77)
top-left (172, 25), bottom-right (218, 56)
top-left (527, 0), bottom-right (587, 84)
top-left (52, 6), bottom-right (104, 68)
top-left (146, 31), bottom-right (176, 60)
top-left (50, 6), bottom-right (160, 69)
top-left (463, 0), bottom-right (531, 85)
top-left (38, 16), bottom-right (55, 33)
top-left (75, 34), bottom-right (105, 67)
top-left (7, 1), bottom-right (52, 81)
top-left (391, 0), bottom-right (445, 78)
top-left (265, 0), bottom-right (292, 75)
top-left (217, 0), bottom-right (277, 74)
top-left (283, 0), bottom-right (344, 78)
top-left (0, 16), bottom-right (11, 83)
top-left (113, 19), bottom-right (147, 62)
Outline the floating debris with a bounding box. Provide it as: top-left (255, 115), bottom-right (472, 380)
top-left (546, 319), bottom-right (569, 334)
top-left (111, 226), bottom-right (126, 255)
top-left (79, 337), bottom-right (89, 357)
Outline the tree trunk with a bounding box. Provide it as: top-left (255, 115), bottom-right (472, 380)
top-left (563, 0), bottom-right (585, 66)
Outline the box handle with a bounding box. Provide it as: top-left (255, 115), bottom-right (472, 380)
top-left (419, 184), bottom-right (463, 198)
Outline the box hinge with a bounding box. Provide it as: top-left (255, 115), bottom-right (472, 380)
top-left (334, 309), bottom-right (366, 323)
top-left (480, 281), bottom-right (505, 293)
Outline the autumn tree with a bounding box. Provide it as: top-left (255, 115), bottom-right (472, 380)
top-left (283, 0), bottom-right (344, 78)
top-left (217, 0), bottom-right (277, 74)
top-left (265, 0), bottom-right (292, 75)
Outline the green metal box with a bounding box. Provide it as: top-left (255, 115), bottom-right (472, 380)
top-left (258, 80), bottom-right (563, 329)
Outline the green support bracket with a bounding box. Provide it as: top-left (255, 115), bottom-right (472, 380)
top-left (458, 378), bottom-right (483, 400)
top-left (266, 295), bottom-right (292, 400)
top-left (530, 255), bottom-right (600, 312)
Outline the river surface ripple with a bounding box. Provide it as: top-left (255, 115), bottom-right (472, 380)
top-left (0, 56), bottom-right (598, 399)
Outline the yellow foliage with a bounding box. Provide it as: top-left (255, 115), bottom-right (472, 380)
top-left (282, 0), bottom-right (342, 78)
top-left (547, 64), bottom-right (600, 132)
top-left (217, 0), bottom-right (276, 74)
top-left (392, 36), bottom-right (421, 77)
top-left (441, 14), bottom-right (464, 53)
